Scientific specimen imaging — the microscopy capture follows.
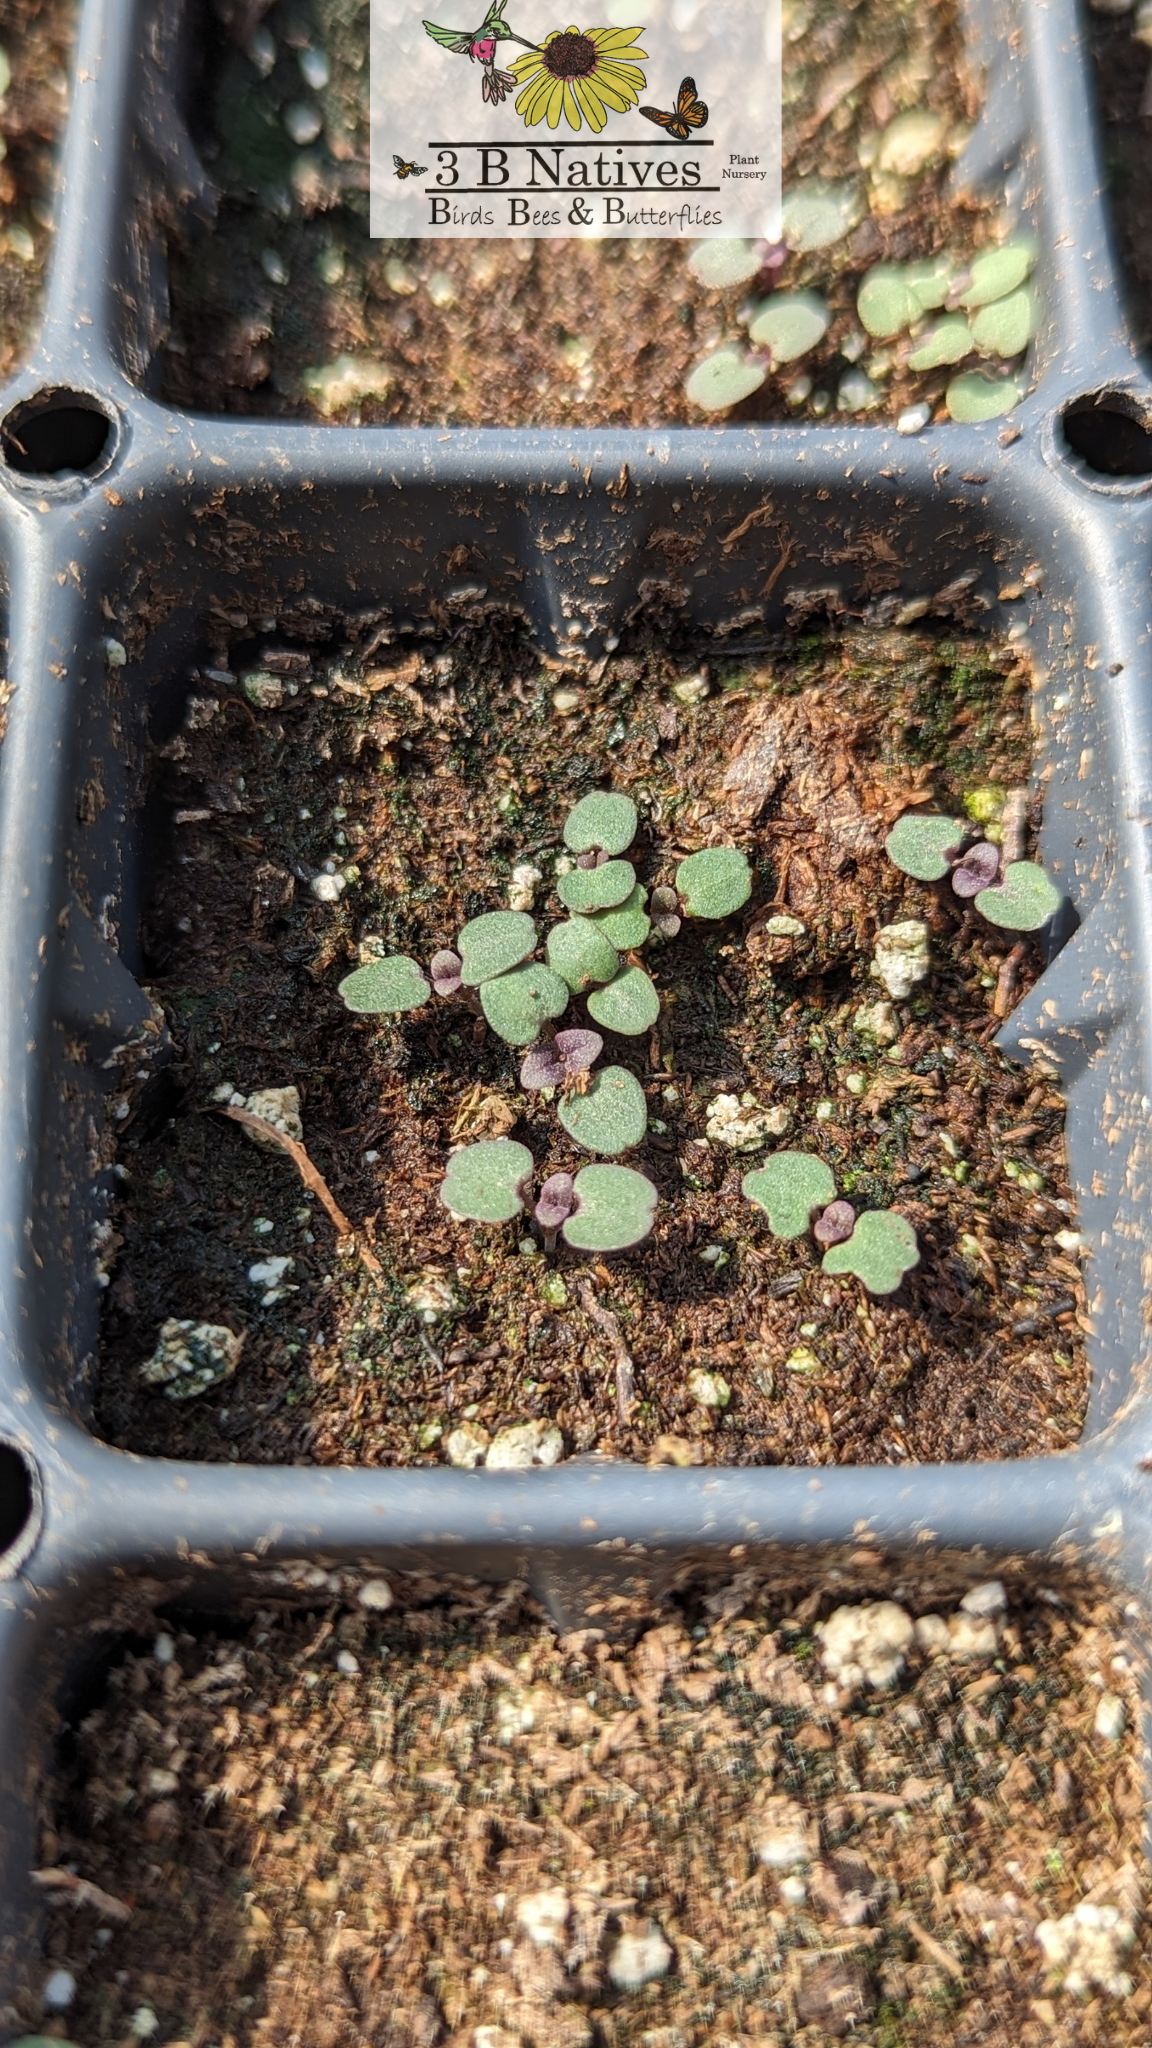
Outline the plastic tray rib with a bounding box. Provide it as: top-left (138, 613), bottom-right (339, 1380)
top-left (1, 0), bottom-right (1152, 2003)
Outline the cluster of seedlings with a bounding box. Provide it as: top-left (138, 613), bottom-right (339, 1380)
top-left (158, 0), bottom-right (1001, 426)
top-left (686, 232), bottom-right (1037, 424)
top-left (338, 778), bottom-right (1062, 1294)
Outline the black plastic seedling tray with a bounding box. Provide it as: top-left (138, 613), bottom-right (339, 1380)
top-left (2, 0), bottom-right (1152, 2011)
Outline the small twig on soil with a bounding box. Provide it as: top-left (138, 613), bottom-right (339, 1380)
top-left (217, 1106), bottom-right (382, 1279)
top-left (903, 1912), bottom-right (966, 1982)
top-left (761, 534), bottom-right (796, 600)
top-left (1000, 787), bottom-right (1029, 866)
top-left (992, 940), bottom-right (1028, 1020)
top-left (576, 1280), bottom-right (635, 1425)
top-left (31, 1867), bottom-right (132, 1923)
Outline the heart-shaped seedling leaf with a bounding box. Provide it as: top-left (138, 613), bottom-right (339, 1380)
top-left (480, 962), bottom-right (570, 1045)
top-left (813, 1199), bottom-right (856, 1248)
top-left (743, 1151), bottom-right (837, 1240)
top-left (534, 1170), bottom-right (576, 1233)
top-left (587, 964), bottom-right (661, 1038)
top-left (557, 858), bottom-right (637, 914)
top-left (782, 179), bottom-right (862, 252)
top-left (885, 813), bottom-right (965, 881)
top-left (945, 371), bottom-right (1023, 423)
top-left (906, 314), bottom-right (972, 370)
top-left (592, 882), bottom-right (651, 950)
top-left (649, 884), bottom-right (682, 939)
top-left (822, 1208), bottom-right (920, 1295)
top-left (960, 235), bottom-right (1037, 308)
top-left (563, 1163), bottom-right (659, 1253)
top-left (688, 238), bottom-right (763, 288)
top-left (546, 916), bottom-right (620, 993)
top-left (430, 947), bottom-right (464, 996)
top-left (685, 344), bottom-right (767, 412)
top-left (563, 790), bottom-right (638, 857)
top-left (857, 264), bottom-right (920, 339)
top-left (975, 859), bottom-right (1062, 931)
top-left (904, 253), bottom-right (953, 311)
top-left (675, 847), bottom-right (753, 920)
top-left (748, 290), bottom-right (830, 363)
top-left (970, 286), bottom-right (1034, 359)
top-left (951, 839), bottom-right (1001, 898)
top-left (339, 954), bottom-right (430, 1013)
top-left (520, 1027), bottom-right (603, 1091)
top-left (457, 909), bottom-right (537, 987)
top-left (559, 1064), bottom-right (648, 1154)
top-left (441, 1138), bottom-right (534, 1224)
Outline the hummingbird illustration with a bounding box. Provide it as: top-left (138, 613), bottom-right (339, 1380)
top-left (423, 0), bottom-right (534, 102)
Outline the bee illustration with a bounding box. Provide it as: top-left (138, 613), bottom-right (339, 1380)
top-left (393, 153), bottom-right (430, 179)
top-left (639, 76), bottom-right (708, 142)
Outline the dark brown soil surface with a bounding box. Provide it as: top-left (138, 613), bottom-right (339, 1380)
top-left (92, 611), bottom-right (1089, 1470)
top-left (31, 1573), bottom-right (1150, 2046)
top-left (162, 0), bottom-right (996, 424)
top-left (0, 0), bottom-right (74, 377)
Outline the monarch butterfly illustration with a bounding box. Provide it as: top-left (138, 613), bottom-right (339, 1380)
top-left (639, 76), bottom-right (708, 141)
top-left (393, 153), bottom-right (430, 178)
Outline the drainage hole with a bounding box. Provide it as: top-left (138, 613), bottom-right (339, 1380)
top-left (1061, 394), bottom-right (1152, 478)
top-left (1, 390), bottom-right (115, 478)
top-left (0, 1443), bottom-right (34, 1560)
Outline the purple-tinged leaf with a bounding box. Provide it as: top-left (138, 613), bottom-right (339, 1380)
top-left (576, 851), bottom-right (599, 870)
top-left (535, 1172), bottom-right (576, 1232)
top-left (556, 1027), bottom-right (603, 1076)
top-left (814, 1199), bottom-right (856, 1248)
top-left (520, 1042), bottom-right (566, 1090)
top-left (950, 840), bottom-right (1000, 898)
top-left (430, 948), bottom-right (464, 996)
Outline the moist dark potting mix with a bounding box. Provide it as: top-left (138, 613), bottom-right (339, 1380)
top-left (93, 609), bottom-right (1090, 1471)
top-left (28, 1571), bottom-right (1150, 2046)
top-left (163, 0), bottom-right (1037, 427)
top-left (0, 0), bottom-right (74, 378)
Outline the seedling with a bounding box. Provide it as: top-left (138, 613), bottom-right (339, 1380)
top-left (884, 814), bottom-right (964, 881)
top-left (592, 883), bottom-right (651, 948)
top-left (649, 885), bottom-right (682, 939)
top-left (748, 291), bottom-right (830, 364)
top-left (557, 858), bottom-right (637, 913)
top-left (546, 915), bottom-right (620, 992)
top-left (553, 1163), bottom-right (659, 1252)
top-left (587, 964), bottom-right (661, 1037)
top-left (441, 1138), bottom-right (534, 1223)
top-left (886, 808), bottom-right (1059, 929)
top-left (675, 847), bottom-right (753, 920)
top-left (813, 1199), bottom-right (856, 1248)
top-left (857, 265), bottom-right (920, 340)
top-left (684, 345), bottom-right (766, 413)
top-left (563, 790), bottom-right (638, 857)
top-left (907, 316), bottom-right (972, 371)
top-left (479, 960), bottom-right (570, 1044)
top-left (520, 1028), bottom-right (603, 1091)
top-left (946, 371), bottom-right (1024, 423)
top-left (822, 1209), bottom-right (920, 1295)
top-left (430, 948), bottom-right (464, 995)
top-left (971, 288), bottom-right (1034, 359)
top-left (975, 860), bottom-right (1062, 931)
top-left (950, 840), bottom-right (1001, 897)
top-left (960, 236), bottom-right (1037, 307)
top-left (338, 954), bottom-right (430, 1012)
top-left (743, 1151), bottom-right (837, 1239)
top-left (534, 1170), bottom-right (577, 1246)
top-left (687, 238), bottom-right (763, 288)
top-left (457, 909), bottom-right (537, 985)
top-left (558, 1064), bottom-right (648, 1154)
